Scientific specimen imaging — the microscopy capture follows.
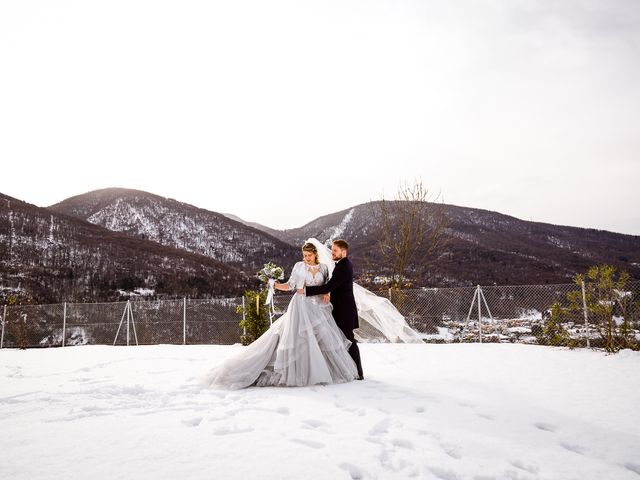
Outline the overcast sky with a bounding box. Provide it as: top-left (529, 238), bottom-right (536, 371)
top-left (1, 0), bottom-right (639, 234)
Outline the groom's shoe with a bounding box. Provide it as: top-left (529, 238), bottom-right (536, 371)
top-left (357, 375), bottom-right (364, 381)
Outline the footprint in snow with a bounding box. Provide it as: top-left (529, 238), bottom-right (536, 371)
top-left (368, 418), bottom-right (393, 436)
top-left (476, 413), bottom-right (494, 421)
top-left (623, 462), bottom-right (640, 475)
top-left (212, 425), bottom-right (254, 435)
top-left (559, 442), bottom-right (586, 455)
top-left (377, 448), bottom-right (405, 472)
top-left (291, 438), bottom-right (325, 449)
top-left (339, 462), bottom-right (366, 480)
top-left (302, 419), bottom-right (329, 429)
top-left (427, 466), bottom-right (461, 480)
top-left (182, 416), bottom-right (203, 427)
top-left (390, 438), bottom-right (413, 449)
top-left (533, 422), bottom-right (557, 433)
top-left (417, 429), bottom-right (442, 440)
top-left (441, 443), bottom-right (462, 460)
top-left (509, 460), bottom-right (539, 474)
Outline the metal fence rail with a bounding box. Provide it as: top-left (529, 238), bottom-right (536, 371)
top-left (1, 281), bottom-right (639, 349)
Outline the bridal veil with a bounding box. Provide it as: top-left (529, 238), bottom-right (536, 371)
top-left (304, 238), bottom-right (423, 344)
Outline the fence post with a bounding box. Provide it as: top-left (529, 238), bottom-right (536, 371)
top-left (183, 297), bottom-right (187, 345)
top-left (389, 288), bottom-right (392, 300)
top-left (62, 302), bottom-right (67, 347)
top-left (477, 285), bottom-right (482, 344)
top-left (1, 305), bottom-right (6, 349)
top-left (242, 296), bottom-right (246, 336)
top-left (126, 300), bottom-right (130, 347)
top-left (581, 280), bottom-right (590, 348)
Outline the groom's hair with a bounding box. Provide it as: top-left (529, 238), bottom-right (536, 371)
top-left (332, 239), bottom-right (349, 251)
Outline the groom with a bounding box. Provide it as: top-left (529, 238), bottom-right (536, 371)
top-left (299, 239), bottom-right (364, 380)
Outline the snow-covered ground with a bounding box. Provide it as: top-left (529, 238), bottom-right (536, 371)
top-left (1, 344), bottom-right (639, 480)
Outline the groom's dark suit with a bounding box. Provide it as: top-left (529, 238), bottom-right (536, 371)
top-left (305, 257), bottom-right (363, 379)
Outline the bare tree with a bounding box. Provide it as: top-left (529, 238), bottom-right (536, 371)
top-left (378, 179), bottom-right (448, 290)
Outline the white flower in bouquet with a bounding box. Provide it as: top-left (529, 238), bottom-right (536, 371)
top-left (258, 262), bottom-right (285, 312)
top-left (257, 262), bottom-right (285, 283)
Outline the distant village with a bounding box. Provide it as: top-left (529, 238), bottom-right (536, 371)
top-left (419, 311), bottom-right (640, 344)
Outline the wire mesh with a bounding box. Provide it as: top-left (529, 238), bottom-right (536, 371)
top-left (2, 303), bottom-right (65, 348)
top-left (186, 298), bottom-right (243, 345)
top-left (66, 301), bottom-right (128, 346)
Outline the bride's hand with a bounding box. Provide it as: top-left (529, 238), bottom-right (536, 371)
top-left (322, 294), bottom-right (330, 304)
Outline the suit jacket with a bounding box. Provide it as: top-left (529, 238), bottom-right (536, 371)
top-left (305, 257), bottom-right (359, 331)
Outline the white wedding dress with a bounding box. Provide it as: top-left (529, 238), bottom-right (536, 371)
top-left (203, 261), bottom-right (358, 389)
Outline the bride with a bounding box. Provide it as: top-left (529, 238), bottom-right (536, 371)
top-left (203, 241), bottom-right (358, 389)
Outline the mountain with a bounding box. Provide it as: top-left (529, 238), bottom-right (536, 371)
top-left (276, 202), bottom-right (640, 287)
top-left (5, 187), bottom-right (639, 304)
top-left (0, 193), bottom-right (254, 303)
top-left (221, 213), bottom-right (283, 239)
top-left (49, 188), bottom-right (298, 273)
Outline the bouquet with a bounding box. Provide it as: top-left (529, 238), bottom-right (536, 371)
top-left (257, 262), bottom-right (285, 283)
top-left (257, 263), bottom-right (285, 318)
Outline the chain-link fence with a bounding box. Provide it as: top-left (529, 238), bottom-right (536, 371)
top-left (2, 281), bottom-right (639, 349)
top-left (391, 281), bottom-right (640, 349)
top-left (0, 298), bottom-right (244, 348)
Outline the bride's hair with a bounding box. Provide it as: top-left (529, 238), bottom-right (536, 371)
top-left (302, 242), bottom-right (319, 264)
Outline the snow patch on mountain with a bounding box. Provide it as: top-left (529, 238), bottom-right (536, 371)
top-left (75, 194), bottom-right (295, 267)
top-left (325, 208), bottom-right (355, 243)
top-left (547, 235), bottom-right (571, 250)
top-left (88, 200), bottom-right (244, 262)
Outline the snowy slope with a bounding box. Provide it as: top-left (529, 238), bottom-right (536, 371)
top-left (47, 190), bottom-right (640, 287)
top-left (0, 192), bottom-right (251, 302)
top-left (278, 201), bottom-right (640, 287)
top-left (49, 188), bottom-right (298, 270)
top-left (1, 344), bottom-right (639, 480)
